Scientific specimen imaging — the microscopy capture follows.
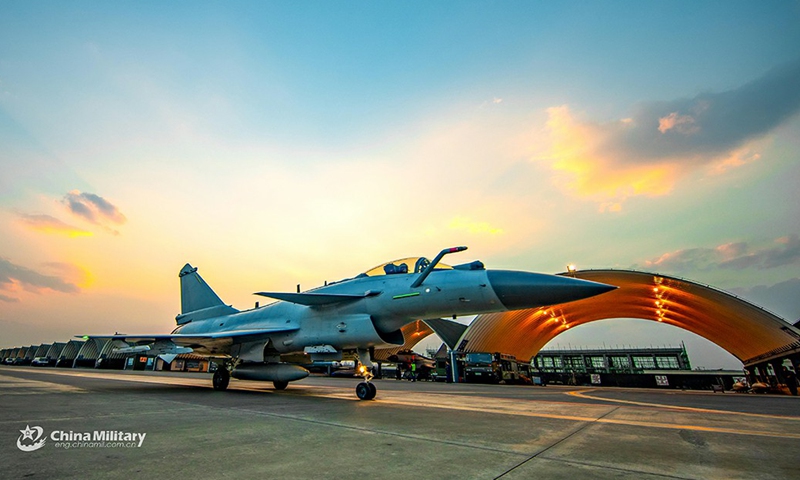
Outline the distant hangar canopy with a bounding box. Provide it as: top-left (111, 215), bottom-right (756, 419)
top-left (460, 270), bottom-right (800, 366)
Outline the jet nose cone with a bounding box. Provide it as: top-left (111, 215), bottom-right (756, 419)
top-left (487, 270), bottom-right (616, 310)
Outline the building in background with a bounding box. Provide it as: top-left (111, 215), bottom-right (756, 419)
top-left (531, 344), bottom-right (745, 390)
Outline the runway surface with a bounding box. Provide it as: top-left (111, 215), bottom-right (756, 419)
top-left (1, 366), bottom-right (798, 479)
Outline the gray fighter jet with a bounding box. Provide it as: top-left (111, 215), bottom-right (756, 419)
top-left (84, 247), bottom-right (615, 400)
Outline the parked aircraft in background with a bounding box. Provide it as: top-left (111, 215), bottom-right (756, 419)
top-left (82, 247), bottom-right (615, 399)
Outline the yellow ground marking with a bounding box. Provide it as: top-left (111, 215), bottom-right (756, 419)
top-left (320, 390), bottom-right (800, 439)
top-left (567, 388), bottom-right (800, 421)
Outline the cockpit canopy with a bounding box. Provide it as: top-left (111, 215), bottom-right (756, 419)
top-left (362, 257), bottom-right (453, 277)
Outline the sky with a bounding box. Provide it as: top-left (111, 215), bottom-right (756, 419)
top-left (1, 1), bottom-right (799, 370)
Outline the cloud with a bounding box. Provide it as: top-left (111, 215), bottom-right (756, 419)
top-left (637, 234), bottom-right (800, 273)
top-left (720, 235), bottom-right (800, 270)
top-left (657, 112), bottom-right (698, 134)
top-left (479, 97), bottom-right (504, 109)
top-left (537, 59), bottom-right (800, 210)
top-left (624, 60), bottom-right (800, 159)
top-left (542, 105), bottom-right (681, 212)
top-left (0, 258), bottom-right (81, 302)
top-left (447, 216), bottom-right (504, 235)
top-left (42, 262), bottom-right (93, 289)
top-left (0, 292), bottom-right (19, 303)
top-left (62, 190), bottom-right (127, 234)
top-left (17, 214), bottom-right (92, 237)
top-left (730, 278), bottom-right (800, 322)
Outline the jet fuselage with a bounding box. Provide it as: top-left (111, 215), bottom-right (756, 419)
top-left (173, 266), bottom-right (614, 356)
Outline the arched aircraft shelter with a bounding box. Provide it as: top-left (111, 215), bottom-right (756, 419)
top-left (461, 270), bottom-right (800, 369)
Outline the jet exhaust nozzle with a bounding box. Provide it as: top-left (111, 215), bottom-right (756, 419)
top-left (231, 363), bottom-right (310, 383)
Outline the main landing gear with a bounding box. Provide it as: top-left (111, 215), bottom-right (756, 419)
top-left (211, 363), bottom-right (291, 391)
top-left (212, 367), bottom-right (230, 391)
top-left (273, 380), bottom-right (289, 390)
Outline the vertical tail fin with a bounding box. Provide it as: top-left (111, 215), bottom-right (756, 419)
top-left (176, 264), bottom-right (238, 325)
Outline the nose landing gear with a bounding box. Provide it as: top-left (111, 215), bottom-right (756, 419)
top-left (354, 351), bottom-right (377, 400)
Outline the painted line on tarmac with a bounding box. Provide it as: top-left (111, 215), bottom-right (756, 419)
top-left (0, 373), bottom-right (85, 395)
top-left (567, 388), bottom-right (800, 421)
top-left (0, 366), bottom-right (344, 393)
top-left (7, 368), bottom-right (214, 389)
top-left (494, 406), bottom-right (623, 479)
top-left (313, 390), bottom-right (800, 440)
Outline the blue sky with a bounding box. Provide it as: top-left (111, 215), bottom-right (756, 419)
top-left (1, 2), bottom-right (799, 369)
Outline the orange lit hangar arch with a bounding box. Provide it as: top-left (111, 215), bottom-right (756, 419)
top-left (461, 270), bottom-right (800, 367)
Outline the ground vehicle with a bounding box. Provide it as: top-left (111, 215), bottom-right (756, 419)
top-left (464, 353), bottom-right (497, 382)
top-left (464, 352), bottom-right (522, 384)
top-left (31, 357), bottom-right (50, 366)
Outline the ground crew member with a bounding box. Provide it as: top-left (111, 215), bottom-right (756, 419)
top-left (783, 366), bottom-right (798, 396)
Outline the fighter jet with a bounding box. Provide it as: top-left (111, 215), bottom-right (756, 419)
top-left (83, 247), bottom-right (615, 400)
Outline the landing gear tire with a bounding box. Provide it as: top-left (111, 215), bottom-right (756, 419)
top-left (212, 368), bottom-right (230, 391)
top-left (356, 382), bottom-right (377, 400)
top-left (273, 380), bottom-right (288, 390)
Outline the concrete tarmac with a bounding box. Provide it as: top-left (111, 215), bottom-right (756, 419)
top-left (1, 366), bottom-right (798, 479)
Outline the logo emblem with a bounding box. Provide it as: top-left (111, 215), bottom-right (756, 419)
top-left (17, 425), bottom-right (46, 452)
